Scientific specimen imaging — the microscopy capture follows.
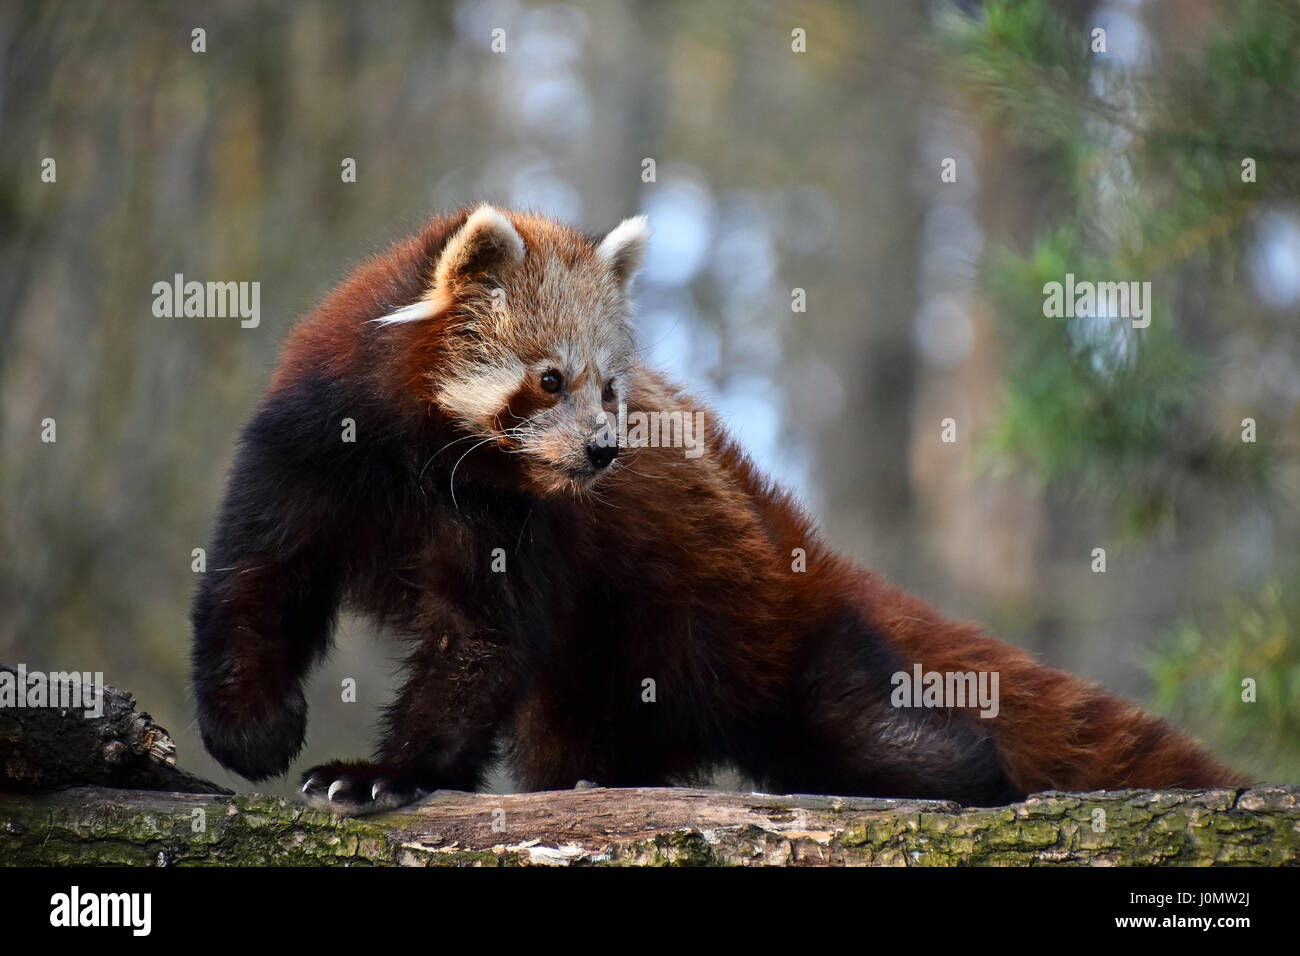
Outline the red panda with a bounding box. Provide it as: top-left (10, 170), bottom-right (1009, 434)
top-left (191, 205), bottom-right (1245, 814)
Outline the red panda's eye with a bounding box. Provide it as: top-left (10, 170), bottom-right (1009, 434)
top-left (603, 379), bottom-right (616, 403)
top-left (540, 369), bottom-right (563, 393)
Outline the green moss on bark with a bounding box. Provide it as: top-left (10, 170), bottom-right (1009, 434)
top-left (2, 785), bottom-right (1295, 867)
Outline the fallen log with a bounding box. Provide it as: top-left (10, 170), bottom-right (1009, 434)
top-left (1, 663), bottom-right (1293, 866)
top-left (2, 784), bottom-right (1295, 866)
top-left (0, 664), bottom-right (228, 795)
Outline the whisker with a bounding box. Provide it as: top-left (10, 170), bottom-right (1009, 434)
top-left (615, 463), bottom-right (665, 480)
top-left (449, 437), bottom-right (497, 511)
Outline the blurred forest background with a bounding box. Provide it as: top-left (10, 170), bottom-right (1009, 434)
top-left (1, 0), bottom-right (1297, 797)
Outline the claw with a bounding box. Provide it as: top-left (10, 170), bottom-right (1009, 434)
top-left (328, 779), bottom-right (345, 801)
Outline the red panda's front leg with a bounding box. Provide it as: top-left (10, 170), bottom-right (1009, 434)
top-left (191, 383), bottom-right (354, 782)
top-left (300, 630), bottom-right (521, 814)
top-left (192, 553), bottom-right (338, 781)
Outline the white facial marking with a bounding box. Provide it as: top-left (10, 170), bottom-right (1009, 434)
top-left (438, 358), bottom-right (530, 429)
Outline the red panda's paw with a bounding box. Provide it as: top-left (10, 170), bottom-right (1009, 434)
top-left (195, 683), bottom-right (307, 783)
top-left (300, 760), bottom-right (430, 816)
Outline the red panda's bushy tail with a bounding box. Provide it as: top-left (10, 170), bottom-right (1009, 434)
top-left (866, 578), bottom-right (1248, 793)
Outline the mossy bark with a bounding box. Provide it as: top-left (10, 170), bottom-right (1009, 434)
top-left (2, 785), bottom-right (1295, 866)
top-left (1, 666), bottom-right (1293, 866)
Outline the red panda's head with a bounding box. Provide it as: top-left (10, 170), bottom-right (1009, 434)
top-left (377, 205), bottom-right (648, 498)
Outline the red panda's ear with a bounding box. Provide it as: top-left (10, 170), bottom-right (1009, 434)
top-left (596, 215), bottom-right (649, 291)
top-left (435, 205), bottom-right (525, 291)
top-left (374, 207), bottom-right (522, 326)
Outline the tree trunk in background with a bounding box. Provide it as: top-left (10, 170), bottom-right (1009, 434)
top-left (794, 3), bottom-right (929, 582)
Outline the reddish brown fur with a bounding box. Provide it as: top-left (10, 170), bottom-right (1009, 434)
top-left (192, 207), bottom-right (1245, 813)
top-left (858, 583), bottom-right (1245, 791)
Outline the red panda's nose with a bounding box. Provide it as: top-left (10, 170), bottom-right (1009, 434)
top-left (585, 439), bottom-right (618, 470)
